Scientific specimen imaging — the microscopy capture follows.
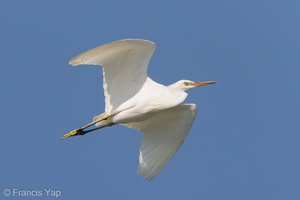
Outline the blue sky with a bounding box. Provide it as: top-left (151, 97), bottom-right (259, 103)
top-left (1, 0), bottom-right (299, 199)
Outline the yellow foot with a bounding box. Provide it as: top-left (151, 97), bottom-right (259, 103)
top-left (61, 128), bottom-right (82, 140)
top-left (62, 113), bottom-right (111, 140)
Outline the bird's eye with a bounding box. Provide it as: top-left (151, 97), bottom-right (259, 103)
top-left (184, 82), bottom-right (189, 86)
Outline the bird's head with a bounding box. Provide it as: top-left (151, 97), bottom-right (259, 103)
top-left (169, 80), bottom-right (217, 92)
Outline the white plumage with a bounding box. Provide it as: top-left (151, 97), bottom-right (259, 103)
top-left (63, 39), bottom-right (216, 180)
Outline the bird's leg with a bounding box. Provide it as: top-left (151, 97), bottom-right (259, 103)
top-left (77, 122), bottom-right (116, 136)
top-left (61, 114), bottom-right (111, 140)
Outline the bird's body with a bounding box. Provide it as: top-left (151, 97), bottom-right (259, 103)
top-left (99, 78), bottom-right (188, 125)
top-left (62, 39), bottom-right (216, 180)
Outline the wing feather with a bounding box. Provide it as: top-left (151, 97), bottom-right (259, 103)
top-left (123, 104), bottom-right (198, 180)
top-left (69, 39), bottom-right (156, 113)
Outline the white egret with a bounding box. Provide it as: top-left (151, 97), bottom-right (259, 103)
top-left (62, 39), bottom-right (216, 180)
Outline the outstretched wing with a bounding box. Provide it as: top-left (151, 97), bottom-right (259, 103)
top-left (123, 104), bottom-right (198, 180)
top-left (69, 39), bottom-right (157, 113)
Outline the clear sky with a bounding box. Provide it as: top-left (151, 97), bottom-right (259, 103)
top-left (1, 0), bottom-right (299, 199)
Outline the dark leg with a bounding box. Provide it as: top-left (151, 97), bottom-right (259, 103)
top-left (77, 123), bottom-right (116, 136)
top-left (61, 113), bottom-right (112, 140)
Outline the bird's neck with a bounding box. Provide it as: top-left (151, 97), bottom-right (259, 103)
top-left (166, 87), bottom-right (188, 107)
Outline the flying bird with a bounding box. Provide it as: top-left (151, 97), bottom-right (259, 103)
top-left (62, 39), bottom-right (216, 180)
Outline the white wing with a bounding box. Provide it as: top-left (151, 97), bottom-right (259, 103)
top-left (123, 104), bottom-right (198, 180)
top-left (69, 39), bottom-right (156, 113)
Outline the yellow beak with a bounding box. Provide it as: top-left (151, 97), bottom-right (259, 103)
top-left (192, 81), bottom-right (217, 87)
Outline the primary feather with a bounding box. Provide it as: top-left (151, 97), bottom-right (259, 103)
top-left (70, 39), bottom-right (156, 114)
top-left (124, 104), bottom-right (197, 180)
